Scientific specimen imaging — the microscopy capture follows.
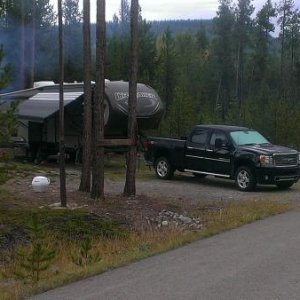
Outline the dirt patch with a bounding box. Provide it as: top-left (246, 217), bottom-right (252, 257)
top-left (1, 166), bottom-right (195, 233)
top-left (2, 163), bottom-right (300, 219)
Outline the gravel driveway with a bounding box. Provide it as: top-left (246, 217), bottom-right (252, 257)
top-left (105, 172), bottom-right (300, 204)
top-left (9, 166), bottom-right (298, 206)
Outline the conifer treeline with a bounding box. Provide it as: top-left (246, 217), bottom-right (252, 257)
top-left (1, 0), bottom-right (300, 148)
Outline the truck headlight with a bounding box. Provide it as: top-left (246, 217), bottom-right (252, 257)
top-left (260, 155), bottom-right (273, 166)
top-left (298, 153), bottom-right (300, 165)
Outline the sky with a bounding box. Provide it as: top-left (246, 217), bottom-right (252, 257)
top-left (50, 0), bottom-right (300, 22)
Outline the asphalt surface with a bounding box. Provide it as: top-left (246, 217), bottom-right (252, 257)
top-left (31, 209), bottom-right (300, 300)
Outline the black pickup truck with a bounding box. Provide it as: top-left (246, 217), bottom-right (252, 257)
top-left (144, 125), bottom-right (300, 191)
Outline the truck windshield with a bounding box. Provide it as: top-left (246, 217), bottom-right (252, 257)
top-left (230, 130), bottom-right (269, 146)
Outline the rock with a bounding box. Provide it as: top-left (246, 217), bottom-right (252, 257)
top-left (162, 220), bottom-right (169, 226)
top-left (179, 215), bottom-right (192, 224)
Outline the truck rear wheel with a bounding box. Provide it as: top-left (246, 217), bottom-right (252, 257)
top-left (235, 166), bottom-right (256, 191)
top-left (155, 157), bottom-right (174, 180)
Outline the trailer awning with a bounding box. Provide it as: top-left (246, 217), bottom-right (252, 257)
top-left (17, 92), bottom-right (84, 122)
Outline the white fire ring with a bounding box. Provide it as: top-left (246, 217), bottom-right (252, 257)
top-left (32, 176), bottom-right (50, 193)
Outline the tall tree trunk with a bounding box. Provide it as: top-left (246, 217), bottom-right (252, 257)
top-left (19, 0), bottom-right (25, 89)
top-left (29, 0), bottom-right (36, 88)
top-left (58, 0), bottom-right (67, 207)
top-left (280, 3), bottom-right (286, 96)
top-left (123, 0), bottom-right (139, 197)
top-left (91, 0), bottom-right (105, 200)
top-left (79, 0), bottom-right (92, 192)
top-left (236, 42), bottom-right (243, 115)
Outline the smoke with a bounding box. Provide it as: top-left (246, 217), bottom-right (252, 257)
top-left (0, 19), bottom-right (86, 91)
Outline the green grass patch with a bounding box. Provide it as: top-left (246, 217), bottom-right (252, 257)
top-left (0, 161), bottom-right (53, 185)
top-left (0, 208), bottom-right (127, 248)
top-left (0, 198), bottom-right (292, 300)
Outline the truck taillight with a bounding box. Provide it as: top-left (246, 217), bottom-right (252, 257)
top-left (143, 140), bottom-right (154, 150)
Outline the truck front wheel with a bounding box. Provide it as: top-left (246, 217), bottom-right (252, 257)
top-left (235, 166), bottom-right (256, 191)
top-left (155, 157), bottom-right (174, 180)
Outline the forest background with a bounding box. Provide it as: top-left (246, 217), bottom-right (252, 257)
top-left (0, 0), bottom-right (300, 148)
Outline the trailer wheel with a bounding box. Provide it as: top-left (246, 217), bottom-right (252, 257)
top-left (155, 157), bottom-right (174, 180)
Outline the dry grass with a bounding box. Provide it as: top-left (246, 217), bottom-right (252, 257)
top-left (0, 199), bottom-right (292, 300)
top-left (0, 160), bottom-right (296, 299)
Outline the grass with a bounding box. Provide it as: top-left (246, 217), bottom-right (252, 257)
top-left (0, 159), bottom-right (296, 299)
top-left (0, 161), bottom-right (54, 185)
top-left (103, 155), bottom-right (154, 181)
top-left (0, 198), bottom-right (292, 300)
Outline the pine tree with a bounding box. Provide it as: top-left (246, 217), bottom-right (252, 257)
top-left (79, 0), bottom-right (92, 193)
top-left (63, 0), bottom-right (83, 81)
top-left (15, 214), bottom-right (55, 283)
top-left (58, 0), bottom-right (67, 207)
top-left (284, 8), bottom-right (300, 101)
top-left (213, 0), bottom-right (235, 121)
top-left (0, 46), bottom-right (13, 147)
top-left (277, 0), bottom-right (294, 95)
top-left (138, 20), bottom-right (156, 85)
top-left (0, 0), bottom-right (56, 89)
top-left (234, 0), bottom-right (254, 116)
top-left (156, 28), bottom-right (177, 115)
top-left (252, 0), bottom-right (276, 82)
top-left (63, 0), bottom-right (82, 25)
top-left (91, 0), bottom-right (106, 200)
top-left (123, 0), bottom-right (139, 197)
top-left (0, 45), bottom-right (10, 89)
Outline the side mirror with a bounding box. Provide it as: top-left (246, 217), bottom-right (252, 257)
top-left (215, 138), bottom-right (223, 149)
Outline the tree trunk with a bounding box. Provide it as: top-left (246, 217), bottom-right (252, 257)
top-left (19, 0), bottom-right (25, 89)
top-left (91, 0), bottom-right (105, 200)
top-left (280, 4), bottom-right (286, 96)
top-left (236, 41), bottom-right (242, 115)
top-left (58, 0), bottom-right (67, 207)
top-left (123, 0), bottom-right (139, 197)
top-left (79, 0), bottom-right (92, 192)
top-left (29, 0), bottom-right (36, 88)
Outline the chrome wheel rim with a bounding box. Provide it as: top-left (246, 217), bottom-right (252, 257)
top-left (237, 170), bottom-right (250, 189)
top-left (157, 160), bottom-right (168, 177)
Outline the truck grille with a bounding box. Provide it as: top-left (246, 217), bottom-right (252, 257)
top-left (274, 154), bottom-right (298, 166)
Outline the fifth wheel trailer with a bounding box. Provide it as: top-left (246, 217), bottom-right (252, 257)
top-left (0, 80), bottom-right (165, 161)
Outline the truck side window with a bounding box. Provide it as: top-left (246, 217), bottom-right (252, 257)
top-left (210, 132), bottom-right (228, 146)
top-left (191, 130), bottom-right (208, 145)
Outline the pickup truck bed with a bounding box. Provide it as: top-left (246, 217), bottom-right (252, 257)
top-left (144, 137), bottom-right (186, 171)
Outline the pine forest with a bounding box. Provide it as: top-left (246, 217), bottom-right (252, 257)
top-left (0, 0), bottom-right (300, 148)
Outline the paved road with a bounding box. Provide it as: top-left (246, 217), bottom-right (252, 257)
top-left (31, 209), bottom-right (300, 300)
